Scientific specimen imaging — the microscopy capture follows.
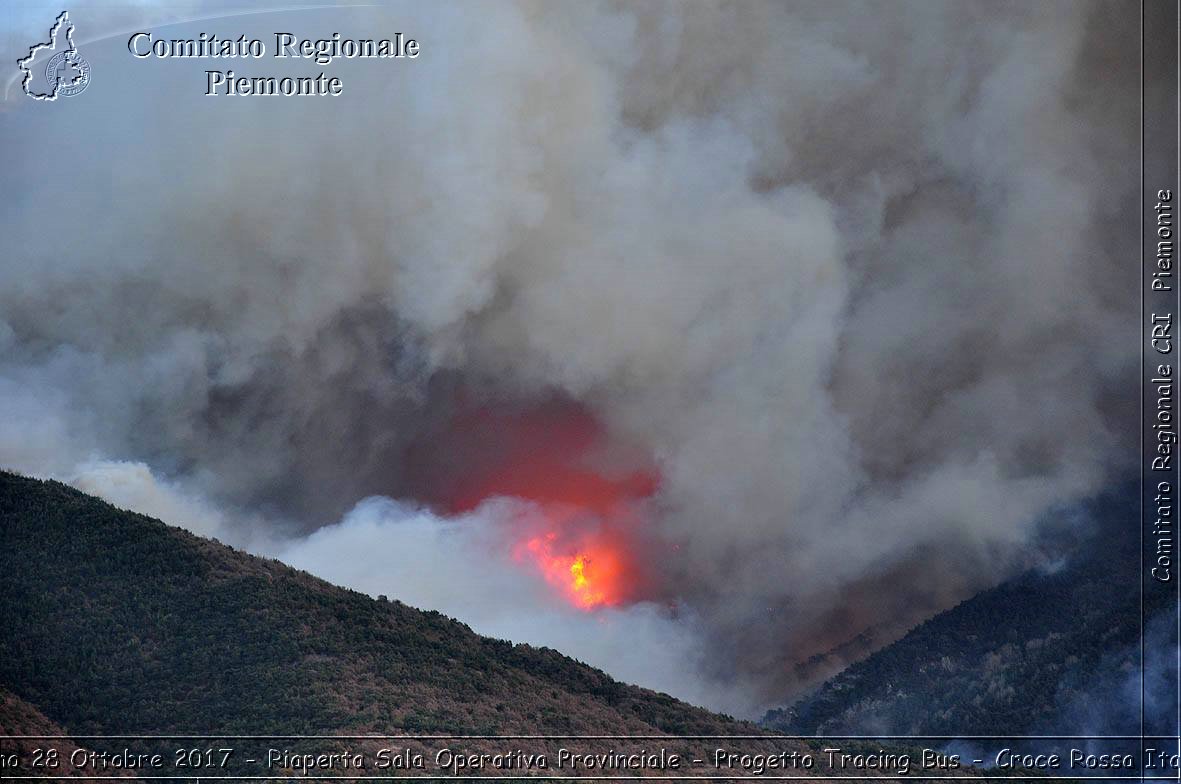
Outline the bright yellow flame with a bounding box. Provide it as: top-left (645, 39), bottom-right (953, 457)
top-left (570, 557), bottom-right (589, 590)
top-left (517, 524), bottom-right (628, 609)
top-left (563, 553), bottom-right (609, 608)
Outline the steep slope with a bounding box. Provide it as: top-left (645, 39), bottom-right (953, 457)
top-left (0, 469), bottom-right (796, 778)
top-left (0, 470), bottom-right (762, 736)
top-left (0, 472), bottom-right (869, 779)
top-left (0, 686), bottom-right (129, 779)
top-left (763, 488), bottom-right (1160, 735)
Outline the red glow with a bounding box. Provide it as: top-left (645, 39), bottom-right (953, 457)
top-left (433, 401), bottom-right (658, 611)
top-left (520, 530), bottom-right (631, 609)
top-left (507, 481), bottom-right (654, 610)
top-left (509, 494), bottom-right (649, 610)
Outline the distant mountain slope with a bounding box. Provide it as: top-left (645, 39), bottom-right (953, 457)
top-left (764, 488), bottom-right (1161, 735)
top-left (0, 686), bottom-right (122, 779)
top-left (0, 471), bottom-right (765, 746)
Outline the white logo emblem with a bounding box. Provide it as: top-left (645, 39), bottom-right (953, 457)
top-left (17, 11), bottom-right (91, 100)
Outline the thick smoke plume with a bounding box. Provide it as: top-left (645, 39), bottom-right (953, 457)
top-left (0, 0), bottom-right (1137, 715)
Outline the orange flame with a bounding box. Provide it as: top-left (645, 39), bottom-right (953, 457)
top-left (426, 401), bottom-right (659, 610)
top-left (522, 530), bottom-right (627, 609)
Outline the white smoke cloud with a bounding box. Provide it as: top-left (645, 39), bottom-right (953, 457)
top-left (0, 0), bottom-right (1137, 710)
top-left (71, 459), bottom-right (229, 538)
top-left (276, 495), bottom-right (763, 716)
top-left (63, 457), bottom-right (765, 715)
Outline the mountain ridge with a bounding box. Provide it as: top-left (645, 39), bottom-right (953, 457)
top-left (0, 470), bottom-right (763, 739)
top-left (763, 487), bottom-right (1157, 735)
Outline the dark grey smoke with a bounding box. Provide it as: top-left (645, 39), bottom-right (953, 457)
top-left (0, 0), bottom-right (1138, 713)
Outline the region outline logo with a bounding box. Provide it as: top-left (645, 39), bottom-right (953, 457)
top-left (17, 11), bottom-right (91, 100)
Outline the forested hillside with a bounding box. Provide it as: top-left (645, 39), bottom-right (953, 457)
top-left (0, 471), bottom-right (787, 777)
top-left (764, 488), bottom-right (1160, 734)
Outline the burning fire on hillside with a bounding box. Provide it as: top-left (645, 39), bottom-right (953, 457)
top-left (429, 401), bottom-right (660, 611)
